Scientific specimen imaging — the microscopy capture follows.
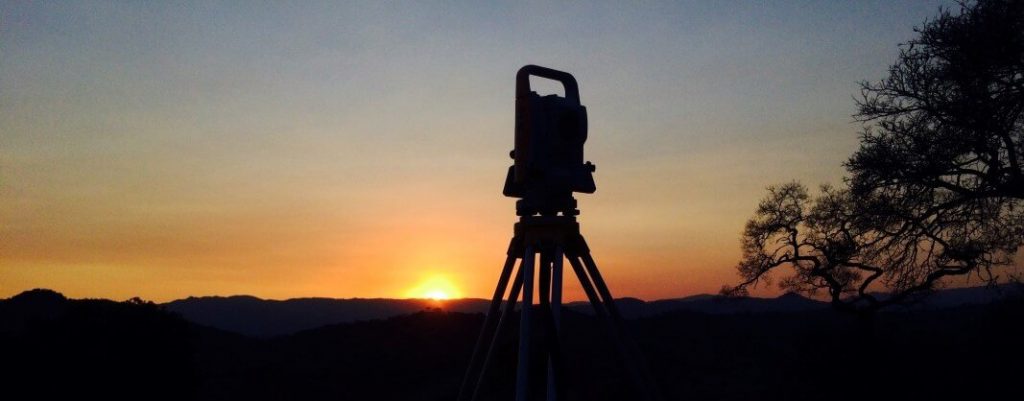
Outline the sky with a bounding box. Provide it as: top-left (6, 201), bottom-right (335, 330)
top-left (0, 0), bottom-right (956, 302)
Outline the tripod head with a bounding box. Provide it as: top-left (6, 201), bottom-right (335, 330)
top-left (503, 65), bottom-right (596, 217)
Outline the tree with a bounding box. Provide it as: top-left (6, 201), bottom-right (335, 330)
top-left (725, 182), bottom-right (923, 316)
top-left (725, 183), bottom-right (866, 312)
top-left (726, 1), bottom-right (1024, 314)
top-left (851, 0), bottom-right (1024, 202)
top-left (848, 0), bottom-right (1024, 292)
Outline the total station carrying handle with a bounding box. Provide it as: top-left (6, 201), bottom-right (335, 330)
top-left (516, 65), bottom-right (580, 104)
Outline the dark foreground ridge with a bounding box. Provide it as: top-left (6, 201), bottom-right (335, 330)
top-left (2, 286), bottom-right (1022, 401)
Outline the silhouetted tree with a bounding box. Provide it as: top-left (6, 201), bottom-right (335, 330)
top-left (125, 296), bottom-right (155, 306)
top-left (847, 0), bottom-right (1024, 287)
top-left (725, 179), bottom-right (1017, 315)
top-left (727, 1), bottom-right (1024, 314)
top-left (724, 183), bottom-right (890, 316)
top-left (850, 0), bottom-right (1023, 201)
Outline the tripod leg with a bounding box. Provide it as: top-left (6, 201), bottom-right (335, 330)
top-left (458, 254), bottom-right (518, 401)
top-left (566, 255), bottom-right (610, 319)
top-left (515, 246), bottom-right (536, 401)
top-left (538, 250), bottom-right (552, 308)
top-left (579, 251), bottom-right (663, 401)
top-left (539, 294), bottom-right (567, 401)
top-left (546, 246), bottom-right (565, 401)
top-left (567, 253), bottom-right (656, 401)
top-left (536, 250), bottom-right (552, 398)
top-left (578, 253), bottom-right (628, 327)
top-left (471, 257), bottom-right (526, 401)
top-left (551, 247), bottom-right (563, 327)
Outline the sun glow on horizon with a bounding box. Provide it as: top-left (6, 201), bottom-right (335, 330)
top-left (407, 275), bottom-right (461, 300)
top-left (424, 289), bottom-right (451, 300)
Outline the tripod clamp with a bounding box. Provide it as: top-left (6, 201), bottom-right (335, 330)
top-left (509, 215), bottom-right (587, 258)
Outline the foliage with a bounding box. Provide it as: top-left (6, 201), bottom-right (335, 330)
top-left (728, 0), bottom-right (1024, 313)
top-left (848, 0), bottom-right (1024, 298)
top-left (726, 183), bottom-right (883, 313)
top-left (726, 181), bottom-right (1018, 314)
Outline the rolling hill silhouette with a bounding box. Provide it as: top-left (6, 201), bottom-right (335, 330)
top-left (0, 289), bottom-right (196, 401)
top-left (163, 296), bottom-right (492, 338)
top-left (162, 285), bottom-right (1018, 338)
top-left (3, 285), bottom-right (1021, 400)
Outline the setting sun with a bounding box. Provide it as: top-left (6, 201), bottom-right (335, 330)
top-left (407, 275), bottom-right (461, 300)
top-left (424, 290), bottom-right (451, 300)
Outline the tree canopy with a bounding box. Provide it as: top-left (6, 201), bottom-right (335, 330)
top-left (727, 0), bottom-right (1024, 314)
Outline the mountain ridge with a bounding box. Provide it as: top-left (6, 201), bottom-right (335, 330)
top-left (3, 285), bottom-right (1021, 401)
top-left (5, 284), bottom-right (1019, 339)
top-left (162, 283), bottom-right (1024, 337)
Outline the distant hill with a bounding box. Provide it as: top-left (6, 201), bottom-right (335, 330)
top-left (3, 287), bottom-right (1022, 401)
top-left (0, 289), bottom-right (197, 400)
top-left (160, 283), bottom-right (1022, 338)
top-left (878, 283), bottom-right (1024, 310)
top-left (163, 295), bottom-right (491, 338)
top-left (573, 284), bottom-right (1023, 317)
top-left (4, 286), bottom-right (1019, 398)
top-left (162, 292), bottom-right (830, 338)
top-left (567, 291), bottom-right (830, 318)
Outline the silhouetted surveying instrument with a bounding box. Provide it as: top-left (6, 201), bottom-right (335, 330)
top-left (458, 65), bottom-right (661, 401)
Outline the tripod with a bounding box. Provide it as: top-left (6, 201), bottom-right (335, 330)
top-left (457, 214), bottom-right (660, 401)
